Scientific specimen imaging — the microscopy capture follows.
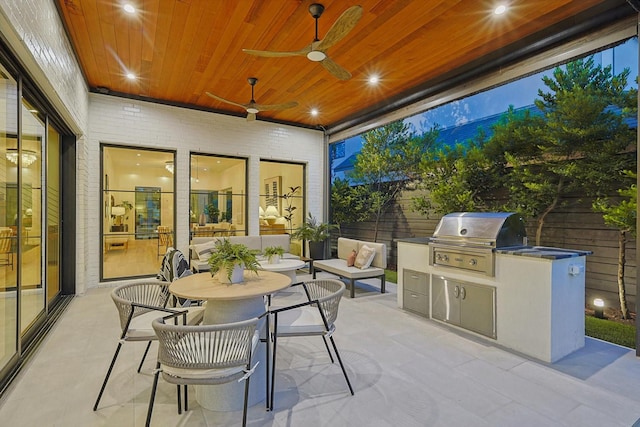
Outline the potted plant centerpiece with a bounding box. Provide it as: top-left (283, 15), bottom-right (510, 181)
top-left (263, 245), bottom-right (285, 264)
top-left (207, 238), bottom-right (259, 284)
top-left (291, 213), bottom-right (337, 260)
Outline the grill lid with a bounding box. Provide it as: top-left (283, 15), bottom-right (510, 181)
top-left (432, 212), bottom-right (527, 247)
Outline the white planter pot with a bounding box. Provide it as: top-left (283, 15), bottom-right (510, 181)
top-left (268, 255), bottom-right (281, 264)
top-left (215, 264), bottom-right (245, 284)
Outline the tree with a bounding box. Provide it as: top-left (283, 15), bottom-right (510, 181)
top-left (412, 122), bottom-right (508, 216)
top-left (491, 57), bottom-right (635, 244)
top-left (330, 178), bottom-right (367, 234)
top-left (348, 121), bottom-right (428, 241)
top-left (593, 171), bottom-right (637, 319)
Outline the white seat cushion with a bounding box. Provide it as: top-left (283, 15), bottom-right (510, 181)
top-left (274, 306), bottom-right (326, 336)
top-left (127, 307), bottom-right (205, 339)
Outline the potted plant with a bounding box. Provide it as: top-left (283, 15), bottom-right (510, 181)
top-left (207, 238), bottom-right (260, 283)
top-left (263, 245), bottom-right (285, 264)
top-left (291, 213), bottom-right (337, 260)
top-left (206, 204), bottom-right (220, 223)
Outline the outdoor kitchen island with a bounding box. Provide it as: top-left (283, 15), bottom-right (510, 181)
top-left (397, 215), bottom-right (591, 363)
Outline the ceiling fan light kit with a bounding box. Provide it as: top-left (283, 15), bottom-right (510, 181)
top-left (307, 50), bottom-right (326, 62)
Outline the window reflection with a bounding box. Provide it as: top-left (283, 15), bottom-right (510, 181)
top-left (20, 98), bottom-right (44, 335)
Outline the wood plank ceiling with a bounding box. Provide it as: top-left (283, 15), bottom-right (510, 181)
top-left (56, 0), bottom-right (634, 132)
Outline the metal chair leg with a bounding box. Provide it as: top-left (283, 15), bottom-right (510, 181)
top-left (329, 336), bottom-right (354, 395)
top-left (264, 313), bottom-right (271, 411)
top-left (138, 341), bottom-right (153, 373)
top-left (145, 362), bottom-right (161, 427)
top-left (242, 367), bottom-right (251, 427)
top-left (93, 342), bottom-right (123, 410)
top-left (321, 335), bottom-right (335, 363)
top-left (270, 317), bottom-right (278, 411)
top-left (184, 385), bottom-right (188, 411)
top-left (177, 384), bottom-right (182, 414)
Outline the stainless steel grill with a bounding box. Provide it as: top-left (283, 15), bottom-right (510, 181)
top-left (429, 212), bottom-right (527, 276)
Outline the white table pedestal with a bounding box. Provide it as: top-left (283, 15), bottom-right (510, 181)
top-left (196, 296), bottom-right (267, 411)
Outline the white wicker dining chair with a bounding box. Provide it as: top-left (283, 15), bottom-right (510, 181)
top-left (93, 281), bottom-right (204, 411)
top-left (146, 313), bottom-right (262, 427)
top-left (268, 278), bottom-right (354, 411)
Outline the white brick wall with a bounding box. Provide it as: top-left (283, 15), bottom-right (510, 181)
top-left (88, 94), bottom-right (325, 288)
top-left (0, 0), bottom-right (89, 132)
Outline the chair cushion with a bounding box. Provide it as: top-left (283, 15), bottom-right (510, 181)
top-left (161, 331), bottom-right (259, 379)
top-left (127, 307), bottom-right (205, 339)
top-left (274, 306), bottom-right (326, 336)
top-left (354, 245), bottom-right (376, 269)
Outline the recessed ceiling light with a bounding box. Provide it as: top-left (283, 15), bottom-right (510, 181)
top-left (368, 75), bottom-right (380, 85)
top-left (136, 162), bottom-right (140, 166)
top-left (126, 72), bottom-right (136, 80)
top-left (494, 4), bottom-right (507, 15)
top-left (123, 4), bottom-right (136, 14)
top-left (310, 108), bottom-right (319, 116)
top-left (136, 153), bottom-right (141, 156)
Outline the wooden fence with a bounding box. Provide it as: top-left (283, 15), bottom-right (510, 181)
top-left (334, 190), bottom-right (637, 312)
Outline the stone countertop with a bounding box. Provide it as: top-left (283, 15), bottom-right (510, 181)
top-left (395, 237), bottom-right (431, 244)
top-left (496, 246), bottom-right (592, 259)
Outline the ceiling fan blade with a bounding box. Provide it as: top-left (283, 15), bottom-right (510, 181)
top-left (243, 45), bottom-right (311, 58)
top-left (246, 112), bottom-right (257, 121)
top-left (316, 5), bottom-right (363, 51)
top-left (252, 101), bottom-right (299, 111)
top-left (321, 56), bottom-right (352, 80)
top-left (205, 91), bottom-right (248, 110)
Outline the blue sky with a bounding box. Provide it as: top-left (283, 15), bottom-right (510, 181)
top-left (332, 37), bottom-right (638, 173)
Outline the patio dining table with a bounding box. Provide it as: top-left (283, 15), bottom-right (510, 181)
top-left (169, 270), bottom-right (291, 411)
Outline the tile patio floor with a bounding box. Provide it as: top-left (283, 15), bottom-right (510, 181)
top-left (1, 273), bottom-right (639, 426)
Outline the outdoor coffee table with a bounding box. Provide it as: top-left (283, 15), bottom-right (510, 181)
top-left (258, 258), bottom-right (306, 281)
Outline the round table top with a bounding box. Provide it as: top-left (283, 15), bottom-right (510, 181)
top-left (258, 258), bottom-right (306, 272)
top-left (170, 270), bottom-right (291, 301)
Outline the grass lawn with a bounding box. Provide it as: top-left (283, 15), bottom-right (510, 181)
top-left (585, 316), bottom-right (636, 349)
top-left (385, 269), bottom-right (397, 284)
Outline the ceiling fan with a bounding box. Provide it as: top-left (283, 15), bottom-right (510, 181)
top-left (205, 77), bottom-right (298, 121)
top-left (243, 3), bottom-right (363, 80)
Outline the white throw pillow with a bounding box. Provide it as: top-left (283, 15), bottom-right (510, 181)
top-left (193, 241), bottom-right (216, 260)
top-left (354, 245), bottom-right (376, 269)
